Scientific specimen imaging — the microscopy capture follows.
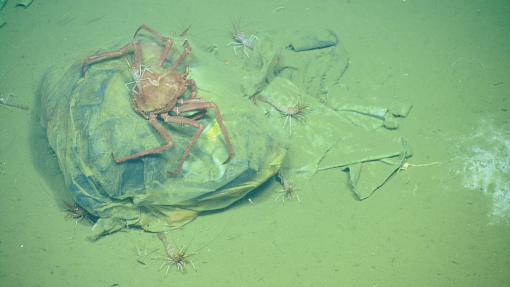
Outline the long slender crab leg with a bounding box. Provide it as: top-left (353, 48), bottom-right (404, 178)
top-left (134, 25), bottom-right (191, 71)
top-left (82, 41), bottom-right (142, 77)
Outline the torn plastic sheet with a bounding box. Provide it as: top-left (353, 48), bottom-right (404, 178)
top-left (318, 133), bottom-right (412, 200)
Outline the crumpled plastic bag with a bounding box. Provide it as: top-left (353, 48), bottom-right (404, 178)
top-left (40, 33), bottom-right (285, 239)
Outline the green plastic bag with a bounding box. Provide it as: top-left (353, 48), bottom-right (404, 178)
top-left (40, 30), bottom-right (285, 239)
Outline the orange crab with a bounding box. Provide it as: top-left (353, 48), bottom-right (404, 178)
top-left (82, 25), bottom-right (233, 174)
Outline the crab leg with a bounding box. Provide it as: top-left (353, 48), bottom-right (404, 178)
top-left (171, 101), bottom-right (234, 166)
top-left (111, 113), bottom-right (174, 162)
top-left (134, 25), bottom-right (191, 71)
top-left (82, 41), bottom-right (142, 77)
top-left (159, 114), bottom-right (204, 175)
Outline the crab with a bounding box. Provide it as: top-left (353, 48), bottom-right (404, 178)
top-left (82, 25), bottom-right (233, 174)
